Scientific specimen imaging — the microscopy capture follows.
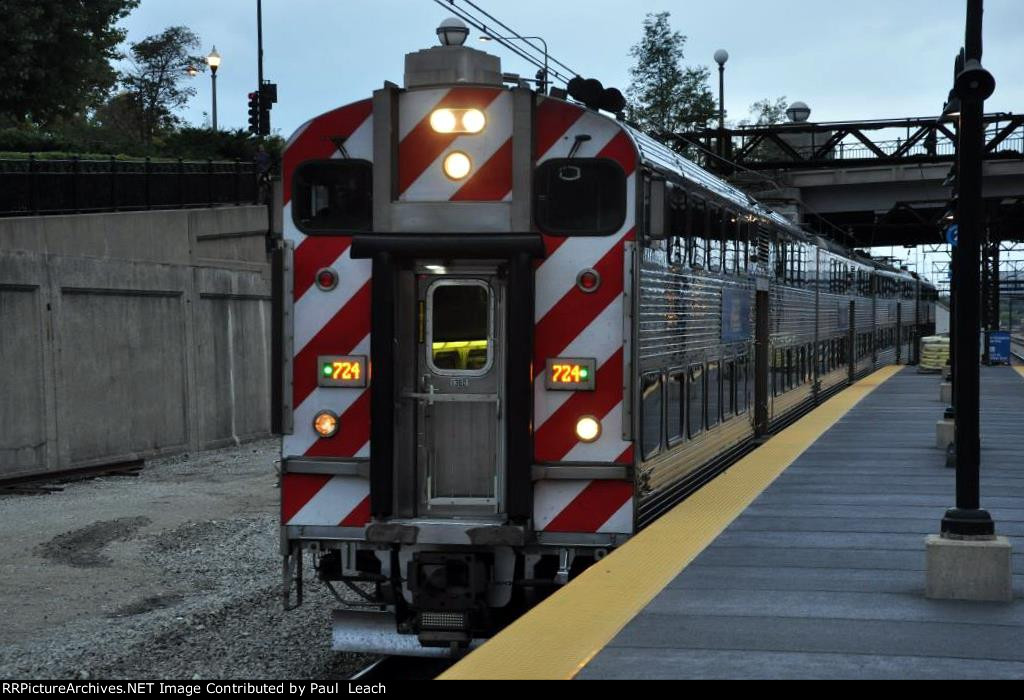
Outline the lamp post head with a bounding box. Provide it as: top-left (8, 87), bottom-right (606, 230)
top-left (186, 66), bottom-right (199, 77)
top-left (714, 49), bottom-right (729, 67)
top-left (786, 101), bottom-right (812, 123)
top-left (206, 47), bottom-right (221, 74)
top-left (954, 59), bottom-right (995, 101)
top-left (437, 17), bottom-right (469, 46)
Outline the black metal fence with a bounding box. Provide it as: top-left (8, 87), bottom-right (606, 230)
top-left (0, 157), bottom-right (260, 217)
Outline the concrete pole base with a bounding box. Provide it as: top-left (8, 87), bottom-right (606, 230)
top-left (939, 382), bottom-right (952, 404)
top-left (925, 535), bottom-right (1014, 602)
top-left (936, 419), bottom-right (954, 450)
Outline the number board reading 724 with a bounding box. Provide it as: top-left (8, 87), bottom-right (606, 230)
top-left (544, 358), bottom-right (597, 391)
top-left (317, 355), bottom-right (368, 388)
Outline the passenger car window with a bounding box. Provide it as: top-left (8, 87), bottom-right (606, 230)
top-left (688, 365), bottom-right (705, 438)
top-left (641, 373), bottom-right (663, 460)
top-left (535, 159), bottom-right (627, 235)
top-left (708, 207), bottom-right (723, 272)
top-left (667, 371), bottom-right (684, 446)
top-left (707, 361), bottom-right (721, 428)
top-left (736, 355), bottom-right (749, 414)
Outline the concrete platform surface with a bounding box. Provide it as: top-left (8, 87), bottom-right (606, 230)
top-left (580, 368), bottom-right (1024, 680)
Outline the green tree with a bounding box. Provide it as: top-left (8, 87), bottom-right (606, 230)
top-left (625, 12), bottom-right (716, 153)
top-left (0, 0), bottom-right (139, 127)
top-left (737, 97), bottom-right (791, 163)
top-left (120, 26), bottom-right (206, 144)
top-left (745, 97), bottom-right (789, 126)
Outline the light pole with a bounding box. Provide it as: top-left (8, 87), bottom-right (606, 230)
top-left (479, 34), bottom-right (549, 94)
top-left (714, 49), bottom-right (729, 164)
top-left (943, 0), bottom-right (996, 538)
top-left (206, 47), bottom-right (221, 131)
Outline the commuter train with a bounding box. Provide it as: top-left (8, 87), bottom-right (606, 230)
top-left (275, 21), bottom-right (937, 656)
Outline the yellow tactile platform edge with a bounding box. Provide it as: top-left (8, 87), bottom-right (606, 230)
top-left (1015, 366), bottom-right (1024, 380)
top-left (439, 365), bottom-right (903, 680)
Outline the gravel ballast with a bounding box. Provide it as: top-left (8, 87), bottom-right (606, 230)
top-left (0, 440), bottom-right (371, 680)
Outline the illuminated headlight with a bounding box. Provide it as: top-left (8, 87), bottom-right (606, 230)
top-left (575, 416), bottom-right (602, 443)
top-left (443, 151), bottom-right (472, 180)
top-left (460, 109), bottom-right (486, 134)
top-left (429, 108), bottom-right (486, 134)
top-left (429, 108), bottom-right (458, 134)
top-left (313, 411), bottom-right (339, 438)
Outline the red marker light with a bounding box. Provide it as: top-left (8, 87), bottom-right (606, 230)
top-left (577, 269), bottom-right (601, 293)
top-left (316, 268), bottom-right (338, 292)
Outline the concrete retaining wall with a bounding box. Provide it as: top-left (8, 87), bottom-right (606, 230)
top-left (0, 206), bottom-right (272, 481)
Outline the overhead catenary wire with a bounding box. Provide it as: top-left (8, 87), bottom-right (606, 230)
top-left (457, 0), bottom-right (580, 79)
top-left (431, 2), bottom-right (933, 269)
top-left (430, 0), bottom-right (579, 86)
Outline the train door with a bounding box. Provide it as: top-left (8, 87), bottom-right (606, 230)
top-left (409, 266), bottom-right (505, 517)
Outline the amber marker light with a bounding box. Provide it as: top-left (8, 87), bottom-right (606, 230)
top-left (575, 416), bottom-right (602, 443)
top-left (443, 151), bottom-right (472, 180)
top-left (313, 411), bottom-right (339, 438)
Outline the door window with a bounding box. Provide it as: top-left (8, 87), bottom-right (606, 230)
top-left (427, 281), bottom-right (492, 375)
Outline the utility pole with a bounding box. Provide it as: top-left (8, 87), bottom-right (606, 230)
top-left (258, 0), bottom-right (264, 90)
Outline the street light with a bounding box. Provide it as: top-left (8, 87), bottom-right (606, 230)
top-left (480, 33), bottom-right (549, 95)
top-left (714, 49), bottom-right (729, 162)
top-left (942, 0), bottom-right (997, 540)
top-left (206, 46), bottom-right (221, 131)
top-left (714, 49), bottom-right (728, 130)
top-left (786, 101), bottom-right (812, 123)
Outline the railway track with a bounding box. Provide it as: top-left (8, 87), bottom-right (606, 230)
top-left (349, 655), bottom-right (453, 682)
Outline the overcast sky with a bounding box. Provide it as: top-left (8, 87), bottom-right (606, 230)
top-left (119, 0), bottom-right (1022, 282)
top-left (122, 0), bottom-right (1024, 137)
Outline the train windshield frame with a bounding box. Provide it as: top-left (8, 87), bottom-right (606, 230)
top-left (534, 157), bottom-right (627, 236)
top-left (291, 159), bottom-right (373, 234)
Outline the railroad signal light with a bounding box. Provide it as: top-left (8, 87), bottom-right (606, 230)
top-left (247, 92), bottom-right (261, 135)
top-left (256, 82), bottom-right (277, 136)
top-left (259, 107), bottom-right (271, 136)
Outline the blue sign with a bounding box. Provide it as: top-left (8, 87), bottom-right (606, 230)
top-left (721, 288), bottom-right (753, 343)
top-left (988, 331), bottom-right (1010, 365)
top-left (946, 224), bottom-right (959, 247)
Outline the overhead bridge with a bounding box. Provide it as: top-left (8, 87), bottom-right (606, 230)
top-left (675, 113), bottom-right (1024, 249)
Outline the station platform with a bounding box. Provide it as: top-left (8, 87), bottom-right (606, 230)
top-left (442, 366), bottom-right (1024, 680)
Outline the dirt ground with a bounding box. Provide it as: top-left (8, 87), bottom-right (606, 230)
top-left (0, 439), bottom-right (369, 680)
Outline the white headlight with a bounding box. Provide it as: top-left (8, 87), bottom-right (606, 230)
top-left (429, 109), bottom-right (457, 134)
top-left (443, 151), bottom-right (472, 180)
top-left (461, 109), bottom-right (486, 134)
top-left (575, 416), bottom-right (602, 443)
